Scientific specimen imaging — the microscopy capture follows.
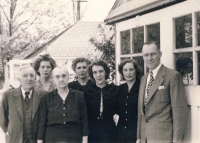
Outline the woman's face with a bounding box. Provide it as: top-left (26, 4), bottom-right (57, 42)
top-left (75, 62), bottom-right (88, 79)
top-left (92, 65), bottom-right (106, 87)
top-left (38, 61), bottom-right (52, 78)
top-left (123, 62), bottom-right (136, 82)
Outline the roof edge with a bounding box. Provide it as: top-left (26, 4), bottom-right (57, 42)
top-left (105, 0), bottom-right (186, 25)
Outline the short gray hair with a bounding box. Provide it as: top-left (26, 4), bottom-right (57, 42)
top-left (17, 65), bottom-right (35, 79)
top-left (52, 66), bottom-right (69, 77)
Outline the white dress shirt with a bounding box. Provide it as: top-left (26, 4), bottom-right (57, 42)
top-left (145, 63), bottom-right (162, 99)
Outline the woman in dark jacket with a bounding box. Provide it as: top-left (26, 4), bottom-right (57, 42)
top-left (68, 57), bottom-right (94, 92)
top-left (117, 59), bottom-right (143, 143)
top-left (85, 59), bottom-right (119, 143)
top-left (37, 67), bottom-right (88, 143)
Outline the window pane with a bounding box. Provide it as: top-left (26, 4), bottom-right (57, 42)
top-left (121, 30), bottom-right (130, 55)
top-left (132, 26), bottom-right (144, 53)
top-left (147, 23), bottom-right (160, 47)
top-left (13, 64), bottom-right (20, 72)
top-left (175, 14), bottom-right (192, 48)
top-left (175, 52), bottom-right (193, 85)
top-left (197, 12), bottom-right (200, 46)
top-left (198, 52), bottom-right (200, 85)
top-left (132, 56), bottom-right (144, 75)
top-left (121, 57), bottom-right (131, 61)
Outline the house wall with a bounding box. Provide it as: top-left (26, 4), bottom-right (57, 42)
top-left (114, 0), bottom-right (200, 142)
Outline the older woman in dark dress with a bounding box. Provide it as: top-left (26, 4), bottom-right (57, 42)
top-left (68, 57), bottom-right (94, 92)
top-left (37, 67), bottom-right (88, 143)
top-left (85, 59), bottom-right (119, 143)
top-left (117, 59), bottom-right (143, 143)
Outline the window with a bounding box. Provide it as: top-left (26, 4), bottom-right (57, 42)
top-left (121, 30), bottom-right (130, 55)
top-left (175, 14), bottom-right (192, 48)
top-left (175, 52), bottom-right (193, 84)
top-left (198, 12), bottom-right (200, 46)
top-left (147, 23), bottom-right (160, 47)
top-left (174, 12), bottom-right (200, 85)
top-left (132, 26), bottom-right (144, 53)
top-left (119, 23), bottom-right (160, 77)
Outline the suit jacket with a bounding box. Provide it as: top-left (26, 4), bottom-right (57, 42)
top-left (0, 87), bottom-right (47, 143)
top-left (137, 65), bottom-right (188, 143)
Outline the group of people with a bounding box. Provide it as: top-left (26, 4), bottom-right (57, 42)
top-left (0, 41), bottom-right (188, 143)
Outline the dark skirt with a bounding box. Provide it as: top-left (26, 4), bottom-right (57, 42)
top-left (44, 124), bottom-right (82, 143)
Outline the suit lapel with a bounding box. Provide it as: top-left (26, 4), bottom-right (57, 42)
top-left (146, 65), bottom-right (166, 105)
top-left (140, 74), bottom-right (148, 114)
top-left (32, 88), bottom-right (41, 120)
top-left (13, 87), bottom-right (23, 122)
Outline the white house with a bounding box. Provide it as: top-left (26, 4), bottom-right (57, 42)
top-left (105, 0), bottom-right (200, 142)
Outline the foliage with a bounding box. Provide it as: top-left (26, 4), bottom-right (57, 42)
top-left (0, 0), bottom-right (74, 84)
top-left (175, 14), bottom-right (192, 48)
top-left (89, 23), bottom-right (115, 82)
top-left (175, 52), bottom-right (193, 80)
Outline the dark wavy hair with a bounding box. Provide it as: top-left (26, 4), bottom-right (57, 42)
top-left (71, 57), bottom-right (91, 72)
top-left (118, 59), bottom-right (143, 80)
top-left (32, 54), bottom-right (57, 76)
top-left (88, 59), bottom-right (110, 80)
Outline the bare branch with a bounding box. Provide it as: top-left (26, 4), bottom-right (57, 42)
top-left (23, 17), bottom-right (38, 31)
top-left (12, 20), bottom-right (29, 34)
top-left (0, 5), bottom-right (10, 23)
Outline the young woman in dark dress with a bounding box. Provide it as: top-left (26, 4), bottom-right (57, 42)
top-left (68, 57), bottom-right (94, 92)
top-left (117, 59), bottom-right (143, 143)
top-left (85, 59), bottom-right (119, 143)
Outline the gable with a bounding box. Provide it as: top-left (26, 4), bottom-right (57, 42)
top-left (105, 0), bottom-right (185, 24)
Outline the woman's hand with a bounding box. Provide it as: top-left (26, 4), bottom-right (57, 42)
top-left (82, 136), bottom-right (88, 143)
top-left (37, 140), bottom-right (43, 143)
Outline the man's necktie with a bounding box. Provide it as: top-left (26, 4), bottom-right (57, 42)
top-left (25, 92), bottom-right (30, 105)
top-left (144, 71), bottom-right (154, 106)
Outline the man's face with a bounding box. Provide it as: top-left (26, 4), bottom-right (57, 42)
top-left (18, 67), bottom-right (35, 91)
top-left (142, 43), bottom-right (162, 70)
top-left (53, 69), bottom-right (69, 88)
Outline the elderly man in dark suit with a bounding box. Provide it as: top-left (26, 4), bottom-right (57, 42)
top-left (0, 65), bottom-right (47, 143)
top-left (137, 41), bottom-right (188, 143)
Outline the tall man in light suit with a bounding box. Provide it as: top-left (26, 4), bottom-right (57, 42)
top-left (0, 66), bottom-right (47, 143)
top-left (137, 41), bottom-right (188, 143)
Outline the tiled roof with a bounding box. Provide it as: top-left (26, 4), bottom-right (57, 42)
top-left (47, 21), bottom-right (102, 57)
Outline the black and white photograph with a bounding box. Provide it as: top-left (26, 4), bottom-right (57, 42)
top-left (0, 0), bottom-right (200, 143)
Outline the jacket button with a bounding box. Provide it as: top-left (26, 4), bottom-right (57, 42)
top-left (63, 122), bottom-right (66, 124)
top-left (63, 114), bottom-right (65, 116)
top-left (97, 117), bottom-right (100, 119)
top-left (63, 107), bottom-right (66, 110)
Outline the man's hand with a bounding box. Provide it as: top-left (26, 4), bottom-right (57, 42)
top-left (136, 138), bottom-right (141, 143)
top-left (5, 132), bottom-right (10, 136)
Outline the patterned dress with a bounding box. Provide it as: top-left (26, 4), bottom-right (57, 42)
top-left (35, 78), bottom-right (56, 92)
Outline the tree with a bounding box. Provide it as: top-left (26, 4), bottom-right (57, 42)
top-left (0, 0), bottom-right (74, 87)
top-left (89, 23), bottom-right (115, 82)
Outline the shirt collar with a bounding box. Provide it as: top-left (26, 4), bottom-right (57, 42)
top-left (21, 87), bottom-right (33, 99)
top-left (150, 63), bottom-right (162, 78)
